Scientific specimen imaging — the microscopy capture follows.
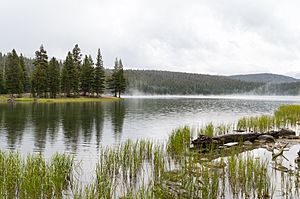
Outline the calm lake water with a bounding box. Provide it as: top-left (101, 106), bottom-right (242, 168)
top-left (1, 95), bottom-right (300, 185)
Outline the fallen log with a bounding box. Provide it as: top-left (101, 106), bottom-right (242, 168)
top-left (265, 128), bottom-right (295, 138)
top-left (192, 128), bottom-right (295, 148)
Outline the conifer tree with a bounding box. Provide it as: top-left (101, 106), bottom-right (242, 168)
top-left (93, 49), bottom-right (105, 97)
top-left (48, 57), bottom-right (60, 98)
top-left (80, 55), bottom-right (94, 96)
top-left (108, 58), bottom-right (126, 98)
top-left (5, 49), bottom-right (23, 96)
top-left (0, 66), bottom-right (5, 94)
top-left (61, 52), bottom-right (78, 97)
top-left (72, 44), bottom-right (82, 66)
top-left (108, 58), bottom-right (119, 97)
top-left (32, 45), bottom-right (49, 97)
top-left (72, 44), bottom-right (81, 95)
top-left (19, 54), bottom-right (30, 93)
top-left (117, 59), bottom-right (126, 97)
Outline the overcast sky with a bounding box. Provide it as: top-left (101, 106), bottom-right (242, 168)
top-left (1, 0), bottom-right (300, 77)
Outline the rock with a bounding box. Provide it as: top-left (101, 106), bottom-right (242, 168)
top-left (224, 142), bottom-right (238, 147)
top-left (257, 135), bottom-right (275, 143)
top-left (243, 141), bottom-right (253, 145)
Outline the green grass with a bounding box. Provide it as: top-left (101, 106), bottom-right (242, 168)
top-left (0, 151), bottom-right (73, 198)
top-left (275, 105), bottom-right (300, 126)
top-left (237, 115), bottom-right (275, 132)
top-left (235, 105), bottom-right (300, 132)
top-left (167, 126), bottom-right (191, 157)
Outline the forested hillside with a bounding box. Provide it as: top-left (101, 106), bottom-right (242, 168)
top-left (230, 73), bottom-right (299, 84)
top-left (124, 70), bottom-right (263, 95)
top-left (2, 50), bottom-right (300, 96)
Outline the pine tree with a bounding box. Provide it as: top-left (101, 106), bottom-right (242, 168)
top-left (5, 49), bottom-right (23, 96)
top-left (0, 66), bottom-right (4, 94)
top-left (19, 54), bottom-right (30, 93)
top-left (61, 52), bottom-right (78, 97)
top-left (108, 58), bottom-right (126, 98)
top-left (32, 45), bottom-right (49, 97)
top-left (80, 55), bottom-right (94, 96)
top-left (48, 57), bottom-right (60, 98)
top-left (117, 59), bottom-right (126, 97)
top-left (72, 44), bottom-right (82, 66)
top-left (93, 49), bottom-right (105, 97)
top-left (72, 44), bottom-right (81, 95)
top-left (108, 58), bottom-right (119, 97)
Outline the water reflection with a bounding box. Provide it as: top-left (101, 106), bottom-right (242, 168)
top-left (111, 100), bottom-right (126, 141)
top-left (3, 104), bottom-right (28, 149)
top-left (0, 97), bottom-right (300, 156)
top-left (94, 103), bottom-right (104, 150)
top-left (0, 101), bottom-right (127, 153)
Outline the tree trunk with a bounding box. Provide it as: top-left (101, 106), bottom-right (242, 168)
top-left (192, 129), bottom-right (295, 148)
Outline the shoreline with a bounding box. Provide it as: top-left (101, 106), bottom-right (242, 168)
top-left (0, 96), bottom-right (120, 103)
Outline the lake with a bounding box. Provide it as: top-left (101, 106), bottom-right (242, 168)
top-left (1, 95), bottom-right (300, 184)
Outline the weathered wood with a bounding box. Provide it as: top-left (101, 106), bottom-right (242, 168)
top-left (265, 128), bottom-right (295, 138)
top-left (192, 128), bottom-right (295, 148)
top-left (272, 143), bottom-right (289, 160)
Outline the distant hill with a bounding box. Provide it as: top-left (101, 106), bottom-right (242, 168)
top-left (124, 70), bottom-right (263, 95)
top-left (229, 73), bottom-right (299, 84)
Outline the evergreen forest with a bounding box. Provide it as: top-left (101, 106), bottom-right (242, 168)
top-left (0, 45), bottom-right (126, 98)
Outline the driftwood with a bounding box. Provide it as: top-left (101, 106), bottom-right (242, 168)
top-left (192, 128), bottom-right (295, 148)
top-left (272, 143), bottom-right (289, 160)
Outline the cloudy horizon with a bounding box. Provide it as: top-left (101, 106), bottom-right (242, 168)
top-left (1, 0), bottom-right (300, 77)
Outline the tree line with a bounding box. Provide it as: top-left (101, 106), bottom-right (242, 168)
top-left (0, 45), bottom-right (126, 98)
top-left (124, 70), bottom-right (264, 95)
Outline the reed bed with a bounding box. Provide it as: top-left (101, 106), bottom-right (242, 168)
top-left (0, 151), bottom-right (73, 198)
top-left (237, 104), bottom-right (300, 132)
top-left (275, 105), bottom-right (300, 126)
top-left (237, 115), bottom-right (275, 132)
top-left (198, 123), bottom-right (232, 137)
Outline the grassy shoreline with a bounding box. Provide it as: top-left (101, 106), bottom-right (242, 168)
top-left (0, 96), bottom-right (120, 103)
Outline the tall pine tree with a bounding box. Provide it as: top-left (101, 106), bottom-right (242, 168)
top-left (19, 54), bottom-right (30, 93)
top-left (61, 52), bottom-right (78, 97)
top-left (93, 49), bottom-right (105, 97)
top-left (48, 57), bottom-right (60, 98)
top-left (117, 59), bottom-right (126, 97)
top-left (108, 58), bottom-right (126, 98)
top-left (5, 49), bottom-right (23, 96)
top-left (108, 58), bottom-right (119, 97)
top-left (80, 55), bottom-right (94, 96)
top-left (32, 45), bottom-right (49, 97)
top-left (72, 44), bottom-right (81, 96)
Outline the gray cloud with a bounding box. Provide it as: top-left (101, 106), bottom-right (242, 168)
top-left (1, 0), bottom-right (300, 76)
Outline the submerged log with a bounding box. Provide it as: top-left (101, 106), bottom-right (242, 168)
top-left (192, 128), bottom-right (295, 148)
